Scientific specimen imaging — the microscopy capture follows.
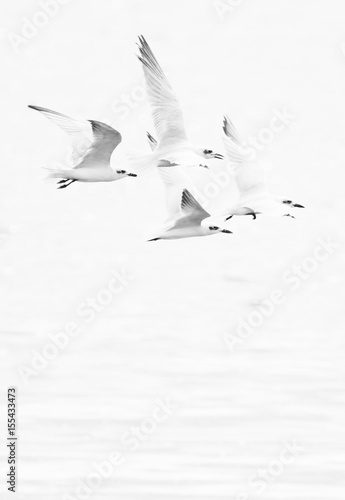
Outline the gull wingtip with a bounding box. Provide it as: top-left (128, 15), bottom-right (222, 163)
top-left (137, 34), bottom-right (147, 45)
top-left (222, 114), bottom-right (229, 133)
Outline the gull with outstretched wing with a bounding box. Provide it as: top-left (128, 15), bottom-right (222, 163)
top-left (29, 105), bottom-right (137, 189)
top-left (222, 115), bottom-right (304, 218)
top-left (133, 36), bottom-right (224, 171)
top-left (148, 189), bottom-right (232, 241)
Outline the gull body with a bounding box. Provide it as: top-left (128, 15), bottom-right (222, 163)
top-left (149, 189), bottom-right (232, 241)
top-left (28, 105), bottom-right (137, 188)
top-left (221, 115), bottom-right (305, 219)
top-left (134, 36), bottom-right (224, 171)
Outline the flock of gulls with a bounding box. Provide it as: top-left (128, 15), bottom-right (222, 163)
top-left (29, 35), bottom-right (304, 241)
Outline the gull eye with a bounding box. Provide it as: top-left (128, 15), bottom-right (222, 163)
top-left (282, 200), bottom-right (292, 204)
top-left (203, 149), bottom-right (212, 155)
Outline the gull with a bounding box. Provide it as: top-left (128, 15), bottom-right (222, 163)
top-left (148, 188), bottom-right (232, 241)
top-left (133, 35), bottom-right (224, 171)
top-left (221, 115), bottom-right (305, 219)
top-left (28, 105), bottom-right (137, 189)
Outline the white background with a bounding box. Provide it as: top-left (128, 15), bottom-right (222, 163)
top-left (0, 0), bottom-right (344, 499)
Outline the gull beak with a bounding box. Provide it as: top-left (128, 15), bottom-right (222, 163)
top-left (221, 229), bottom-right (233, 234)
top-left (213, 153), bottom-right (224, 160)
top-left (293, 203), bottom-right (305, 208)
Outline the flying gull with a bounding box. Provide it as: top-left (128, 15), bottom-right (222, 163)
top-left (133, 35), bottom-right (224, 171)
top-left (29, 105), bottom-right (137, 189)
top-left (221, 115), bottom-right (304, 219)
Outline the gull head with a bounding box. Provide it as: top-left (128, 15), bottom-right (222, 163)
top-left (281, 198), bottom-right (305, 209)
top-left (202, 220), bottom-right (233, 235)
top-left (208, 225), bottom-right (232, 234)
top-left (194, 146), bottom-right (224, 160)
top-left (273, 197), bottom-right (305, 218)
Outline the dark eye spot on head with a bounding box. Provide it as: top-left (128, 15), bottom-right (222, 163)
top-left (203, 149), bottom-right (212, 155)
top-left (283, 200), bottom-right (292, 204)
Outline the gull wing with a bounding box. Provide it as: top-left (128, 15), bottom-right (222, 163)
top-left (168, 189), bottom-right (210, 232)
top-left (82, 120), bottom-right (122, 166)
top-left (147, 130), bottom-right (197, 219)
top-left (146, 131), bottom-right (158, 151)
top-left (137, 36), bottom-right (188, 146)
top-left (222, 115), bottom-right (267, 198)
top-left (180, 189), bottom-right (210, 221)
top-left (158, 166), bottom-right (197, 220)
top-left (28, 105), bottom-right (121, 167)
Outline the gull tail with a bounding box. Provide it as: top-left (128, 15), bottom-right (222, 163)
top-left (225, 206), bottom-right (257, 220)
top-left (42, 166), bottom-right (75, 180)
top-left (128, 150), bottom-right (158, 176)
